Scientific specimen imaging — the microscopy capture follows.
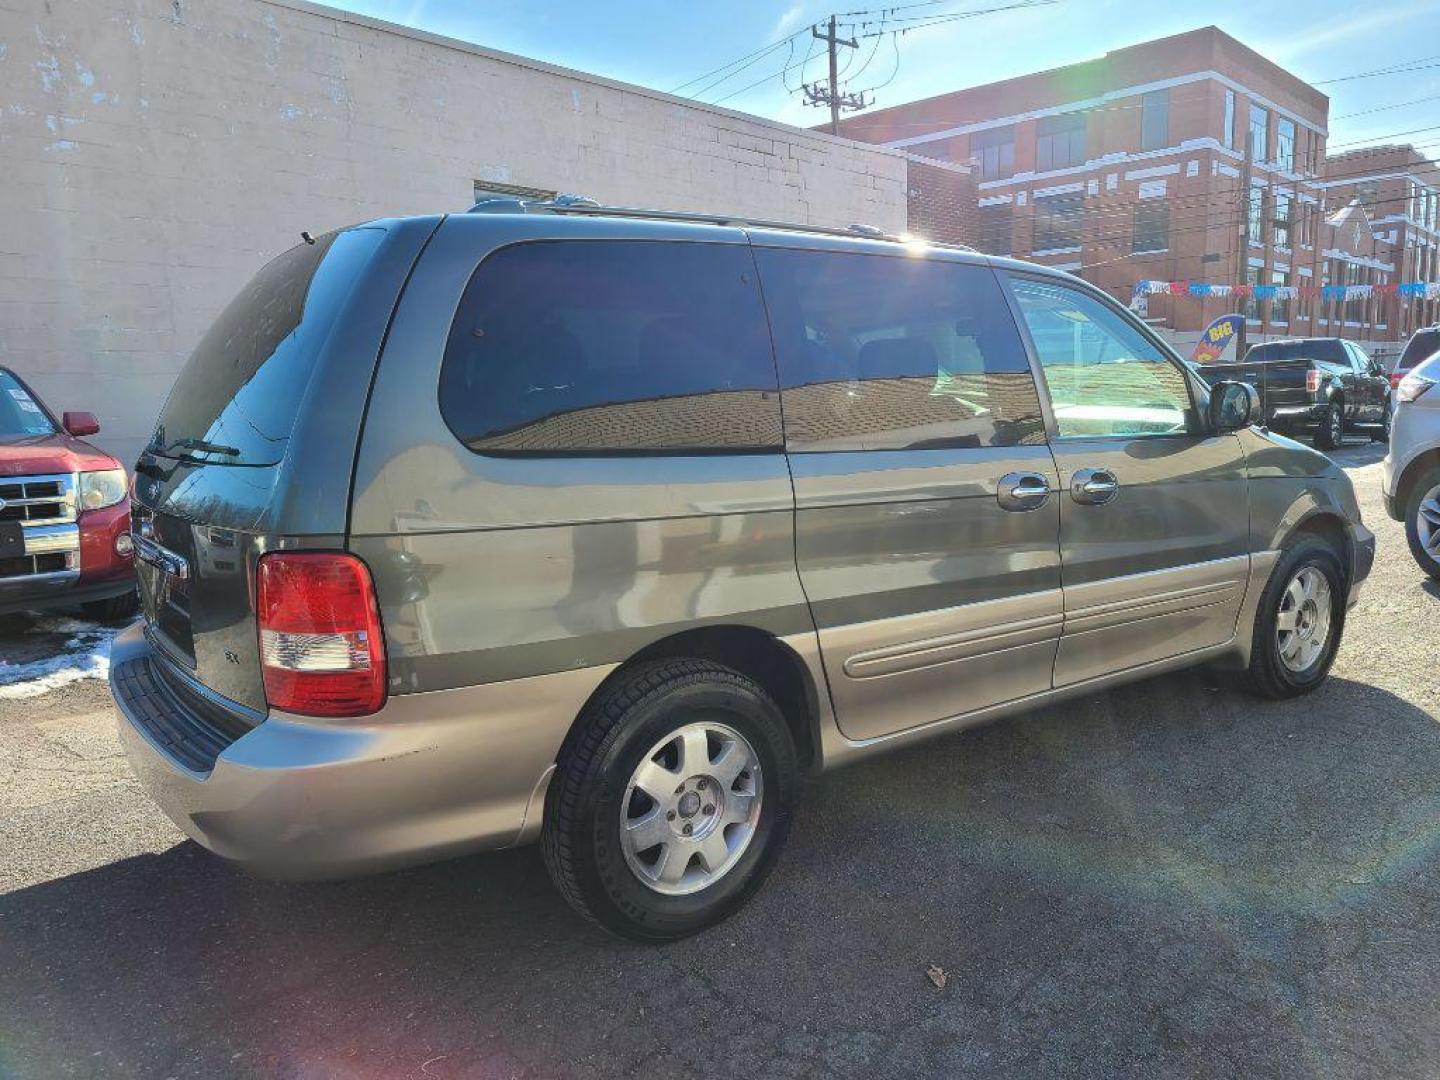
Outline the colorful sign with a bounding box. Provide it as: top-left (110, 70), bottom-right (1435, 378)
top-left (1190, 314), bottom-right (1244, 364)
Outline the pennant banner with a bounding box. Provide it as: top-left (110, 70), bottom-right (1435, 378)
top-left (1134, 280), bottom-right (1440, 300)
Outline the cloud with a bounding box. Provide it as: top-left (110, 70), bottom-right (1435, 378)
top-left (770, 3), bottom-right (807, 41)
top-left (1269, 2), bottom-right (1440, 62)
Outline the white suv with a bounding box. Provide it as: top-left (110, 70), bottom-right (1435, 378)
top-left (1383, 350), bottom-right (1440, 580)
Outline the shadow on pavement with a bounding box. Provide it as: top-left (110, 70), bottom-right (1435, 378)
top-left (4, 671), bottom-right (1440, 1078)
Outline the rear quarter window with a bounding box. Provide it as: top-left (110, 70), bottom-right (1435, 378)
top-left (438, 240), bottom-right (782, 455)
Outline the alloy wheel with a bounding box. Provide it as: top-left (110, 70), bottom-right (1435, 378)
top-left (1275, 565), bottom-right (1334, 673)
top-left (1417, 483), bottom-right (1440, 562)
top-left (619, 721), bottom-right (763, 896)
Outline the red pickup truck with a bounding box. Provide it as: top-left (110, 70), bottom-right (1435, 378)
top-left (0, 366), bottom-right (136, 618)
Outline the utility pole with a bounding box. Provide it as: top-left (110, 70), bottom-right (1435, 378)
top-left (803, 15), bottom-right (865, 135)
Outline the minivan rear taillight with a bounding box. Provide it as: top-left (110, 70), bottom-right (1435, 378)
top-left (256, 552), bottom-right (387, 717)
top-left (1306, 369), bottom-right (1321, 393)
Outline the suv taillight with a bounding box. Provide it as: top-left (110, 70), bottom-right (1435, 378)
top-left (256, 552), bottom-right (387, 717)
top-left (1306, 369), bottom-right (1321, 393)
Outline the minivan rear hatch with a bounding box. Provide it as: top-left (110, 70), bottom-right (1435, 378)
top-left (131, 220), bottom-right (437, 715)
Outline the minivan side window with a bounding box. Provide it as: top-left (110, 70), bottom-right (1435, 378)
top-left (1007, 276), bottom-right (1196, 438)
top-left (754, 249), bottom-right (1046, 451)
top-left (438, 241), bottom-right (782, 455)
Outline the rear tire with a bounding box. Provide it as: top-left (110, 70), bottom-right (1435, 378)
top-left (541, 658), bottom-right (799, 942)
top-left (1243, 537), bottom-right (1346, 699)
top-left (1404, 467), bottom-right (1440, 582)
top-left (1313, 403), bottom-right (1343, 450)
top-left (80, 589), bottom-right (138, 622)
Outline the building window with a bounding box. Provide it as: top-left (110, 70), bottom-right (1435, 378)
top-left (1033, 192), bottom-right (1084, 250)
top-left (1273, 190), bottom-right (1292, 249)
top-left (1297, 277), bottom-right (1312, 321)
top-left (972, 126), bottom-right (1015, 181)
top-left (1276, 118), bottom-right (1295, 172)
top-left (976, 202), bottom-right (1013, 256)
top-left (1272, 270), bottom-right (1291, 324)
top-left (1141, 90), bottom-right (1169, 151)
top-left (1247, 186), bottom-right (1265, 245)
top-left (1222, 89), bottom-right (1236, 150)
top-left (1249, 104), bottom-right (1268, 162)
top-left (1132, 202), bottom-right (1169, 253)
top-left (1244, 265), bottom-right (1261, 321)
top-left (1035, 112), bottom-right (1087, 171)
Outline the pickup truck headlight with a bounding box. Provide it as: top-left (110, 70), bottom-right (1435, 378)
top-left (79, 468), bottom-right (128, 511)
top-left (1396, 373), bottom-right (1435, 403)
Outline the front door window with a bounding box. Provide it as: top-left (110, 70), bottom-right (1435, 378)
top-left (1006, 277), bottom-right (1196, 438)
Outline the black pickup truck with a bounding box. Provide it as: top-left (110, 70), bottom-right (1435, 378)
top-left (1195, 337), bottom-right (1391, 449)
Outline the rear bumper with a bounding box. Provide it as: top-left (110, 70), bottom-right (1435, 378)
top-left (110, 623), bottom-right (606, 880)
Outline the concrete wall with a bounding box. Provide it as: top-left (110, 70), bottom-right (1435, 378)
top-left (0, 0), bottom-right (908, 465)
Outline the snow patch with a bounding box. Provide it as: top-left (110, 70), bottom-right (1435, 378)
top-left (0, 616), bottom-right (132, 699)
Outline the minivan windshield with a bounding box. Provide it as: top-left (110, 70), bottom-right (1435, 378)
top-left (0, 369), bottom-right (57, 440)
top-left (148, 227), bottom-right (385, 465)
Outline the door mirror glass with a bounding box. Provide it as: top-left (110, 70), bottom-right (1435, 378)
top-left (1209, 380), bottom-right (1261, 432)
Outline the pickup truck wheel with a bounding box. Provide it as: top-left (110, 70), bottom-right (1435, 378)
top-left (1244, 537), bottom-right (1346, 699)
top-left (1313, 404), bottom-right (1343, 450)
top-left (1371, 400), bottom-right (1392, 443)
top-left (1404, 469), bottom-right (1440, 582)
top-left (541, 658), bottom-right (798, 942)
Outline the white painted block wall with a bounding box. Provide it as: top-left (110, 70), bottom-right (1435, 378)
top-left (0, 0), bottom-right (908, 465)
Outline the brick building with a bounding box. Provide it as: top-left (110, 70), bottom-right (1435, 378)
top-left (836, 27), bottom-right (1369, 342)
top-left (1321, 144), bottom-right (1440, 341)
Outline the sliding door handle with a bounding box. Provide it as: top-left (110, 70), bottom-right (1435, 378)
top-left (1070, 468), bottom-right (1120, 505)
top-left (997, 472), bottom-right (1051, 512)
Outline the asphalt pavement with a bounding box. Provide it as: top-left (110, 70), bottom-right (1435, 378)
top-left (1, 441), bottom-right (1437, 1079)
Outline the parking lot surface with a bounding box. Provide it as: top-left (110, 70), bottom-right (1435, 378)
top-left (1, 442), bottom-right (1437, 1079)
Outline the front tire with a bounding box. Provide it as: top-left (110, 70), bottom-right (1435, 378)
top-left (1244, 537), bottom-right (1346, 699)
top-left (1404, 468), bottom-right (1440, 582)
top-left (80, 589), bottom-right (138, 622)
top-left (1313, 403), bottom-right (1343, 450)
top-left (541, 658), bottom-right (799, 942)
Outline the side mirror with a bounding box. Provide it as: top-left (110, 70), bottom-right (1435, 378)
top-left (1209, 380), bottom-right (1262, 432)
top-left (62, 411), bottom-right (100, 437)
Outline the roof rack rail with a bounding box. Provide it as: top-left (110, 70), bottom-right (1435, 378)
top-left (463, 194), bottom-right (977, 252)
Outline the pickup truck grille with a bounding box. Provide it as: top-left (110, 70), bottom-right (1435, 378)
top-left (0, 473), bottom-right (79, 581)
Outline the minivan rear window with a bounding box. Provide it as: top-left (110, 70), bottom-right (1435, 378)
top-left (438, 240), bottom-right (782, 455)
top-left (149, 228), bottom-right (385, 466)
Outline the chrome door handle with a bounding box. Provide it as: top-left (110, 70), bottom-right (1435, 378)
top-left (1070, 468), bottom-right (1119, 505)
top-left (997, 472), bottom-right (1051, 512)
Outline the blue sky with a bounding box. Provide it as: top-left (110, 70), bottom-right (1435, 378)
top-left (329, 1), bottom-right (1440, 151)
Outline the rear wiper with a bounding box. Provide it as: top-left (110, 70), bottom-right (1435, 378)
top-left (157, 436), bottom-right (241, 457)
